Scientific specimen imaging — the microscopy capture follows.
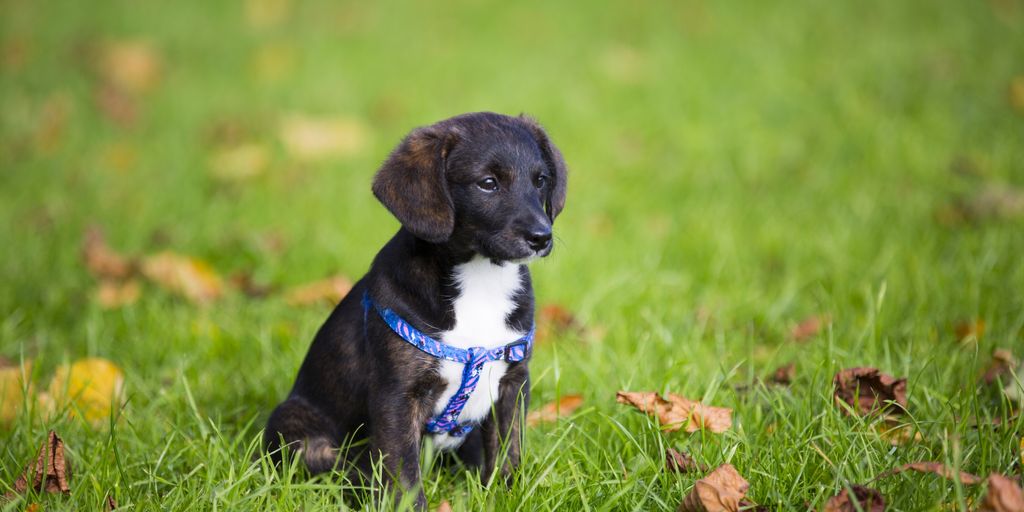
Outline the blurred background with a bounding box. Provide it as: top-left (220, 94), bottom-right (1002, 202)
top-left (2, 0), bottom-right (1023, 508)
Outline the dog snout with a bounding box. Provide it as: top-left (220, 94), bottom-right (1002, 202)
top-left (525, 226), bottom-right (552, 252)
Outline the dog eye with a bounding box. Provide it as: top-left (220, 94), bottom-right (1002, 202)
top-left (477, 177), bottom-right (499, 192)
top-left (533, 175), bottom-right (548, 189)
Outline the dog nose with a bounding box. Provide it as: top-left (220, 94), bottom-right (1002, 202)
top-left (525, 228), bottom-right (552, 252)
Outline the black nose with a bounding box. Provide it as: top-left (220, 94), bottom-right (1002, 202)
top-left (526, 228), bottom-right (552, 252)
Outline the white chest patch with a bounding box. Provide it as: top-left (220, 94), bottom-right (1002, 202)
top-left (430, 257), bottom-right (524, 451)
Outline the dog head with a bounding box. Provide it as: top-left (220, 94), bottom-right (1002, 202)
top-left (372, 112), bottom-right (567, 262)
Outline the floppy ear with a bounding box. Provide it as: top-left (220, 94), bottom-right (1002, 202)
top-left (372, 125), bottom-right (459, 243)
top-left (521, 116), bottom-right (568, 220)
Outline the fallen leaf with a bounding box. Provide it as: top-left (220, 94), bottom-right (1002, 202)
top-left (940, 184), bottom-right (1024, 224)
top-left (98, 40), bottom-right (162, 94)
top-left (527, 394), bottom-right (584, 426)
top-left (980, 474), bottom-right (1024, 512)
top-left (616, 391), bottom-right (732, 433)
top-left (1010, 76), bottom-right (1024, 115)
top-left (279, 115), bottom-right (368, 162)
top-left (877, 417), bottom-right (922, 446)
top-left (49, 358), bottom-right (125, 424)
top-left (106, 494), bottom-right (118, 510)
top-left (94, 84), bottom-right (138, 127)
top-left (208, 143), bottom-right (269, 183)
top-left (1, 359), bottom-right (33, 423)
top-left (230, 272), bottom-right (276, 298)
top-left (769, 363), bottom-right (795, 385)
top-left (955, 319), bottom-right (986, 343)
top-left (833, 367), bottom-right (907, 416)
top-left (284, 275), bottom-right (353, 307)
top-left (678, 463), bottom-right (749, 512)
top-left (141, 251), bottom-right (224, 303)
top-left (666, 448), bottom-right (707, 473)
top-left (82, 227), bottom-right (135, 280)
top-left (536, 303), bottom-right (583, 343)
top-left (873, 461), bottom-right (981, 485)
top-left (9, 430), bottom-right (71, 496)
top-left (94, 279), bottom-right (141, 309)
top-left (982, 349), bottom-right (1018, 384)
top-left (1003, 363), bottom-right (1024, 404)
top-left (821, 485), bottom-right (885, 512)
top-left (791, 315), bottom-right (828, 342)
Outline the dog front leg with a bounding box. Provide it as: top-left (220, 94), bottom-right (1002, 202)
top-left (483, 366), bottom-right (529, 485)
top-left (370, 399), bottom-right (427, 510)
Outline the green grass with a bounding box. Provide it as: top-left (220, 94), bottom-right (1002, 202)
top-left (2, 0), bottom-right (1024, 509)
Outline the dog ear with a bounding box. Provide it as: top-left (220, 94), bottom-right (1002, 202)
top-left (520, 116), bottom-right (568, 220)
top-left (372, 124), bottom-right (460, 243)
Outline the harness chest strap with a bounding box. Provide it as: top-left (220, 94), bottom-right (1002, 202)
top-left (362, 292), bottom-right (534, 437)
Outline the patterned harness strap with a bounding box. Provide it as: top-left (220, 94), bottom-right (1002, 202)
top-left (362, 292), bottom-right (534, 437)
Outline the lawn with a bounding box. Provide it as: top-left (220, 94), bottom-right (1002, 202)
top-left (2, 0), bottom-right (1024, 509)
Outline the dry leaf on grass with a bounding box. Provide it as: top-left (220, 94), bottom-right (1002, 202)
top-left (94, 85), bottom-right (137, 127)
top-left (821, 485), bottom-right (885, 512)
top-left (980, 474), bottom-right (1024, 512)
top-left (982, 349), bottom-right (1018, 385)
top-left (1, 359), bottom-right (33, 423)
top-left (435, 500), bottom-right (453, 512)
top-left (790, 315), bottom-right (828, 341)
top-left (527, 394), bottom-right (583, 427)
top-left (141, 251), bottom-right (224, 303)
top-left (833, 367), bottom-right (907, 416)
top-left (106, 494), bottom-right (118, 510)
top-left (666, 448), bottom-right (707, 474)
top-left (94, 279), bottom-right (141, 309)
top-left (285, 275), bottom-right (353, 307)
top-left (208, 143), bottom-right (269, 183)
top-left (97, 40), bottom-right (162, 95)
top-left (678, 463), bottom-right (749, 512)
top-left (279, 115), bottom-right (368, 162)
top-left (49, 358), bottom-right (125, 425)
top-left (877, 417), bottom-right (922, 446)
top-left (873, 461), bottom-right (981, 485)
top-left (955, 319), bottom-right (986, 342)
top-left (770, 363), bottom-right (796, 385)
top-left (82, 227), bottom-right (135, 280)
top-left (7, 430), bottom-right (71, 497)
top-left (616, 391), bottom-right (732, 433)
top-left (229, 272), bottom-right (276, 298)
top-left (536, 304), bottom-right (584, 343)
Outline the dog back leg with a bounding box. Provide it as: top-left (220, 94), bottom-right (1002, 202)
top-left (264, 396), bottom-right (341, 475)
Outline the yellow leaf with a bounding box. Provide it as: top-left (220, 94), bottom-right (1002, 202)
top-left (141, 251), bottom-right (224, 304)
top-left (279, 115), bottom-right (368, 162)
top-left (94, 279), bottom-right (141, 309)
top-left (208, 143), bottom-right (269, 182)
top-left (0, 358), bottom-right (33, 423)
top-left (98, 40), bottom-right (163, 94)
top-left (49, 358), bottom-right (125, 425)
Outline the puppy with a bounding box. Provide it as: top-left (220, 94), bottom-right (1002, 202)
top-left (264, 112), bottom-right (567, 508)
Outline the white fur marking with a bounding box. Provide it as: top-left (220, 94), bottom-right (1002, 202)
top-left (430, 257), bottom-right (524, 451)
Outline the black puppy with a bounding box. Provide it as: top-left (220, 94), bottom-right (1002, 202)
top-left (264, 112), bottom-right (567, 508)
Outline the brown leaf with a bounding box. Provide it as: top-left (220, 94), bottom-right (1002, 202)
top-left (980, 474), bottom-right (1024, 512)
top-left (106, 494), bottom-right (118, 510)
top-left (833, 367), bottom-right (907, 416)
top-left (666, 448), bottom-right (707, 474)
top-left (10, 431), bottom-right (71, 496)
top-left (98, 40), bottom-right (163, 95)
top-left (821, 485), bottom-right (885, 512)
top-left (982, 349), bottom-right (1018, 384)
top-left (284, 275), bottom-right (353, 307)
top-left (769, 363), bottom-right (795, 385)
top-left (279, 115), bottom-right (368, 162)
top-left (536, 303), bottom-right (583, 343)
top-left (873, 461), bottom-right (981, 485)
top-left (678, 463), bottom-right (749, 512)
top-left (94, 83), bottom-right (138, 127)
top-left (791, 315), bottom-right (828, 342)
top-left (1010, 75), bottom-right (1024, 115)
top-left (616, 391), bottom-right (732, 433)
top-left (526, 394), bottom-right (584, 427)
top-left (141, 251), bottom-right (224, 303)
top-left (94, 279), bottom-right (141, 309)
top-left (436, 500), bottom-right (453, 512)
top-left (955, 319), bottom-right (986, 342)
top-left (229, 272), bottom-right (276, 298)
top-left (82, 226), bottom-right (135, 280)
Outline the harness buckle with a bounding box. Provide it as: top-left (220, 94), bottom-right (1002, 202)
top-left (502, 339), bottom-right (530, 362)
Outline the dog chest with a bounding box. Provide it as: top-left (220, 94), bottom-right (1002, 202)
top-left (430, 257), bottom-right (524, 451)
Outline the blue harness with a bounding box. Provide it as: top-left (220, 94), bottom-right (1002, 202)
top-left (362, 292), bottom-right (534, 438)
